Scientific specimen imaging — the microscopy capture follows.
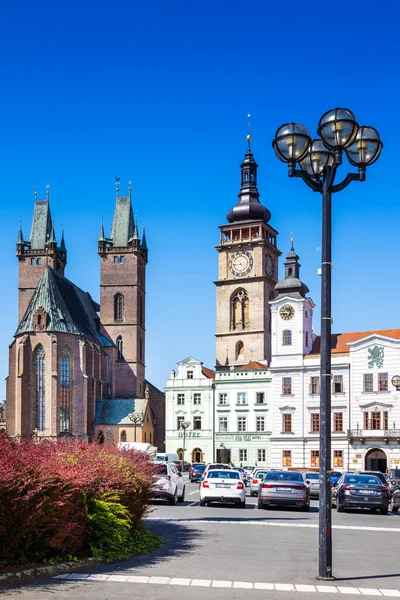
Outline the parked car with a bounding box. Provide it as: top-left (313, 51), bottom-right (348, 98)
top-left (201, 463), bottom-right (231, 481)
top-left (172, 460), bottom-right (191, 473)
top-left (258, 471), bottom-right (310, 511)
top-left (250, 470), bottom-right (269, 496)
top-left (200, 469), bottom-right (246, 508)
top-left (151, 462), bottom-right (185, 505)
top-left (390, 487), bottom-right (400, 512)
top-left (232, 467), bottom-right (248, 485)
top-left (330, 471), bottom-right (342, 486)
top-left (304, 472), bottom-right (320, 498)
top-left (388, 468), bottom-right (400, 492)
top-left (190, 463), bottom-right (206, 482)
top-left (357, 470), bottom-right (391, 496)
top-left (332, 472), bottom-right (389, 514)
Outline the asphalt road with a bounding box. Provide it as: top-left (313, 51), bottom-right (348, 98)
top-left (3, 476), bottom-right (400, 600)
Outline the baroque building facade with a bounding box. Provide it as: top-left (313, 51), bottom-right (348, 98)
top-left (6, 188), bottom-right (165, 448)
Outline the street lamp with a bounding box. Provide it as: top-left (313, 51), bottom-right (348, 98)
top-left (391, 376), bottom-right (400, 391)
top-left (273, 108), bottom-right (382, 580)
top-left (179, 420), bottom-right (191, 473)
top-left (128, 412), bottom-right (142, 442)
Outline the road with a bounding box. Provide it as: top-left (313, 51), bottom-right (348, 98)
top-left (3, 476), bottom-right (400, 599)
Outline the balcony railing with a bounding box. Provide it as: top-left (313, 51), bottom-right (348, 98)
top-left (347, 428), bottom-right (400, 440)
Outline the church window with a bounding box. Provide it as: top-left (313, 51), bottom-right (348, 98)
top-left (120, 430), bottom-right (127, 442)
top-left (235, 341), bottom-right (245, 360)
top-left (97, 431), bottom-right (105, 444)
top-left (288, 267), bottom-right (293, 276)
top-left (31, 258), bottom-right (35, 265)
top-left (120, 256), bottom-right (125, 263)
top-left (282, 330), bottom-right (292, 346)
top-left (231, 290), bottom-right (249, 331)
top-left (59, 348), bottom-right (71, 434)
top-left (34, 345), bottom-right (46, 431)
top-left (116, 336), bottom-right (123, 360)
top-left (37, 258), bottom-right (42, 265)
top-left (114, 294), bottom-right (124, 321)
top-left (114, 256), bottom-right (119, 263)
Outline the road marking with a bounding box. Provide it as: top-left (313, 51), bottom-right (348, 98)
top-left (53, 573), bottom-right (400, 596)
top-left (187, 501), bottom-right (198, 507)
top-left (145, 517), bottom-right (400, 533)
top-left (188, 490), bottom-right (198, 495)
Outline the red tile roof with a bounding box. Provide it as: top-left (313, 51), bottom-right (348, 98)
top-left (235, 361), bottom-right (269, 371)
top-left (202, 366), bottom-right (216, 379)
top-left (310, 328), bottom-right (400, 355)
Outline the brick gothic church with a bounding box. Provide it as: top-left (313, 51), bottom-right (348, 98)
top-left (6, 188), bottom-right (165, 448)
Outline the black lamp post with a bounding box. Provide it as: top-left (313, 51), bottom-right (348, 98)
top-left (273, 109), bottom-right (382, 580)
top-left (180, 421), bottom-right (191, 473)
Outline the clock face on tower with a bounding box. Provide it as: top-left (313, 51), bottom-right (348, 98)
top-left (279, 304), bottom-right (295, 320)
top-left (228, 251), bottom-right (253, 277)
top-left (265, 253), bottom-right (274, 278)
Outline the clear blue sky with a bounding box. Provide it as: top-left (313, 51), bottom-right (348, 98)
top-left (0, 0), bottom-right (398, 397)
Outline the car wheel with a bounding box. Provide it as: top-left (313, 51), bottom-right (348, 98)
top-left (200, 499), bottom-right (206, 507)
top-left (178, 486), bottom-right (185, 503)
top-left (336, 503), bottom-right (344, 513)
top-left (168, 492), bottom-right (177, 506)
top-left (380, 507), bottom-right (388, 515)
top-left (392, 506), bottom-right (399, 513)
top-left (302, 504), bottom-right (310, 512)
top-left (240, 501), bottom-right (246, 509)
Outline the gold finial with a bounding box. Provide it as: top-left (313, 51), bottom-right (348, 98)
top-left (290, 235), bottom-right (295, 251)
top-left (247, 113), bottom-right (252, 149)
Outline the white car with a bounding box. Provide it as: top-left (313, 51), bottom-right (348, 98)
top-left (152, 462), bottom-right (185, 505)
top-left (200, 469), bottom-right (246, 508)
top-left (202, 463), bottom-right (231, 481)
top-left (249, 469), bottom-right (269, 496)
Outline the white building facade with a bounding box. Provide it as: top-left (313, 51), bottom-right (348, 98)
top-left (164, 357), bottom-right (215, 464)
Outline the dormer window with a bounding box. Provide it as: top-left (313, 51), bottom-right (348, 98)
top-left (33, 308), bottom-right (47, 332)
top-left (187, 370), bottom-right (193, 380)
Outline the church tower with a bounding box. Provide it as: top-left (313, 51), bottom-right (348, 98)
top-left (215, 137), bottom-right (281, 368)
top-left (16, 190), bottom-right (67, 322)
top-left (98, 185), bottom-right (148, 398)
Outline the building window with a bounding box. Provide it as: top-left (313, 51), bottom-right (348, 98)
top-left (219, 393), bottom-right (228, 405)
top-left (35, 345), bottom-right (46, 431)
top-left (282, 413), bottom-right (292, 433)
top-left (177, 393), bottom-right (185, 405)
top-left (235, 340), bottom-right (245, 360)
top-left (333, 412), bottom-right (343, 432)
top-left (256, 392), bottom-right (264, 404)
top-left (310, 376), bottom-right (320, 395)
top-left (311, 450), bottom-right (320, 467)
top-left (310, 413), bottom-right (320, 433)
top-left (282, 330), bottom-right (292, 346)
top-left (256, 416), bottom-right (265, 432)
top-left (219, 417), bottom-right (228, 432)
top-left (364, 411), bottom-right (388, 430)
top-left (177, 416), bottom-right (184, 430)
top-left (363, 373), bottom-right (373, 392)
top-left (193, 393), bottom-right (201, 405)
top-left (237, 417), bottom-right (247, 432)
top-left (282, 450), bottom-right (292, 466)
top-left (237, 392), bottom-right (247, 405)
top-left (116, 336), bottom-right (123, 360)
top-left (30, 258), bottom-right (35, 265)
top-left (193, 416), bottom-right (201, 430)
top-left (333, 450), bottom-right (343, 467)
top-left (378, 373), bottom-right (388, 392)
top-left (37, 258), bottom-right (42, 265)
top-left (187, 370), bottom-right (193, 379)
top-left (305, 331), bottom-right (309, 346)
top-left (231, 290), bottom-right (249, 331)
top-left (239, 449), bottom-right (247, 462)
top-left (97, 431), bottom-right (105, 444)
top-left (258, 449), bottom-right (266, 462)
top-left (114, 256), bottom-right (119, 263)
top-left (120, 256), bottom-right (125, 263)
top-left (120, 430), bottom-right (127, 442)
top-left (59, 348), bottom-right (71, 434)
top-left (333, 375), bottom-right (343, 393)
top-left (114, 294), bottom-right (124, 321)
top-left (282, 377), bottom-right (292, 395)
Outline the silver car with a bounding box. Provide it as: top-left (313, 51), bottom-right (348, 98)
top-left (250, 470), bottom-right (269, 496)
top-left (304, 472), bottom-right (320, 498)
top-left (258, 470), bottom-right (310, 511)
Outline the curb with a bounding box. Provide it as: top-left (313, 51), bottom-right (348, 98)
top-left (0, 556), bottom-right (105, 584)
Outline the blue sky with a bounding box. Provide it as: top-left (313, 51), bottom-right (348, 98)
top-left (0, 0), bottom-right (398, 397)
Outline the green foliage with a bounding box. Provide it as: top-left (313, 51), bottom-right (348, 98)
top-left (87, 491), bottom-right (132, 561)
top-left (42, 554), bottom-right (78, 565)
top-left (129, 527), bottom-right (162, 555)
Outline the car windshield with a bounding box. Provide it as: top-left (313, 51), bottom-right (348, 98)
top-left (359, 472), bottom-right (385, 482)
top-left (208, 471), bottom-right (239, 479)
top-left (234, 468), bottom-right (244, 472)
top-left (331, 472), bottom-right (341, 477)
top-left (265, 471), bottom-right (303, 482)
top-left (208, 464), bottom-right (229, 470)
top-left (153, 465), bottom-right (168, 476)
top-left (344, 475), bottom-right (381, 485)
top-left (306, 473), bottom-right (320, 480)
top-left (194, 465), bottom-right (206, 472)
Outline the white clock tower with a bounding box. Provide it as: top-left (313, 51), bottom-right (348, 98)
top-left (215, 137), bottom-right (281, 368)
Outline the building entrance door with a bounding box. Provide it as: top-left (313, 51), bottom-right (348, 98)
top-left (365, 448), bottom-right (387, 472)
top-left (192, 448), bottom-right (203, 463)
top-left (216, 448), bottom-right (231, 463)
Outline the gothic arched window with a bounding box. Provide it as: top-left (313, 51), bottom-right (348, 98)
top-left (120, 430), bottom-right (127, 442)
top-left (59, 348), bottom-right (71, 434)
top-left (97, 431), bottom-right (105, 444)
top-left (117, 336), bottom-right (123, 360)
top-left (34, 345), bottom-right (46, 431)
top-left (235, 341), bottom-right (245, 360)
top-left (231, 289), bottom-right (249, 331)
top-left (114, 293), bottom-right (124, 321)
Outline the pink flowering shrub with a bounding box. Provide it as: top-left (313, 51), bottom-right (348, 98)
top-left (0, 435), bottom-right (154, 563)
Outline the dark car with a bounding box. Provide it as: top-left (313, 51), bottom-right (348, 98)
top-left (190, 463), bottom-right (206, 482)
top-left (390, 488), bottom-right (400, 513)
top-left (172, 460), bottom-right (191, 473)
top-left (332, 473), bottom-right (390, 514)
top-left (388, 469), bottom-right (400, 492)
top-left (330, 471), bottom-right (342, 486)
top-left (258, 470), bottom-right (310, 511)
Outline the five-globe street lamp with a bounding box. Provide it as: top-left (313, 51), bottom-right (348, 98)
top-left (180, 420), bottom-right (191, 474)
top-left (273, 108), bottom-right (382, 580)
top-left (128, 412), bottom-right (142, 442)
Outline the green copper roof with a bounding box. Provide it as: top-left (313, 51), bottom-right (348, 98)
top-left (30, 199), bottom-right (53, 249)
top-left (94, 398), bottom-right (148, 425)
top-left (111, 196), bottom-right (134, 246)
top-left (15, 267), bottom-right (114, 347)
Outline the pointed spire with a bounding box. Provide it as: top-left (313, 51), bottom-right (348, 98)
top-left (30, 192), bottom-right (53, 250)
top-left (274, 242), bottom-right (309, 299)
top-left (227, 133), bottom-right (271, 224)
top-left (60, 225), bottom-right (66, 253)
top-left (98, 215), bottom-right (105, 241)
top-left (17, 219), bottom-right (23, 244)
top-left (140, 226), bottom-right (148, 250)
top-left (133, 221), bottom-right (139, 240)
